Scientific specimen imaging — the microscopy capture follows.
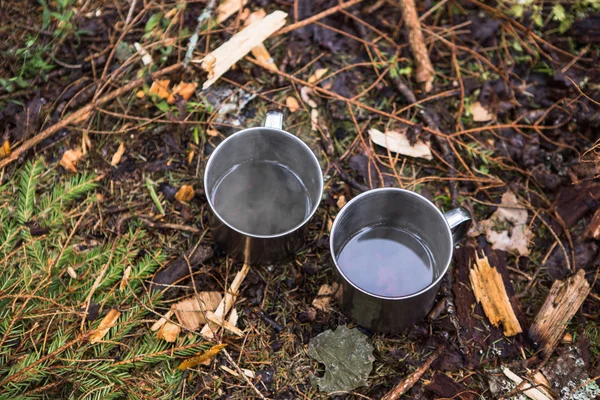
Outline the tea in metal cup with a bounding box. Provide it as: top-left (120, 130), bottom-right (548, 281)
top-left (204, 110), bottom-right (323, 265)
top-left (329, 188), bottom-right (471, 333)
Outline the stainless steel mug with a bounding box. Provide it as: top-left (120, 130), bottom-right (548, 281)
top-left (329, 188), bottom-right (472, 333)
top-left (204, 110), bottom-right (323, 265)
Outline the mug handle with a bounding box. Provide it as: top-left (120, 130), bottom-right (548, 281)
top-left (443, 207), bottom-right (472, 244)
top-left (264, 110), bottom-right (283, 130)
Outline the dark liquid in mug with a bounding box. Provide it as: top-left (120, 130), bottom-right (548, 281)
top-left (337, 226), bottom-right (434, 297)
top-left (211, 160), bottom-right (311, 235)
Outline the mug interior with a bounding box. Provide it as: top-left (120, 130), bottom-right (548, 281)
top-left (330, 188), bottom-right (453, 298)
top-left (204, 127), bottom-right (323, 237)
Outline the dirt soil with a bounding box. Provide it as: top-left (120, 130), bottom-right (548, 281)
top-left (0, 0), bottom-right (599, 399)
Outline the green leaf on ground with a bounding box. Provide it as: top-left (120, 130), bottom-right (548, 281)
top-left (307, 325), bottom-right (374, 393)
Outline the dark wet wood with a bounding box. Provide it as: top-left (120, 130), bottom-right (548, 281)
top-left (425, 373), bottom-right (477, 400)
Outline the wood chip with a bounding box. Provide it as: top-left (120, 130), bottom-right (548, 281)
top-left (67, 266), bottom-right (77, 279)
top-left (171, 291), bottom-right (222, 331)
top-left (134, 42), bottom-right (153, 65)
top-left (177, 343), bottom-right (227, 371)
top-left (312, 283), bottom-right (340, 311)
top-left (470, 101), bottom-right (495, 122)
top-left (228, 307), bottom-right (239, 327)
top-left (584, 209), bottom-right (600, 239)
top-left (201, 262), bottom-right (250, 339)
top-left (220, 365), bottom-right (239, 376)
top-left (110, 142), bottom-right (125, 166)
top-left (157, 321), bottom-right (180, 342)
top-left (368, 128), bottom-right (433, 160)
top-left (90, 309), bottom-right (120, 343)
top-left (60, 148), bottom-right (83, 173)
top-left (0, 140), bottom-right (11, 158)
top-left (286, 96), bottom-right (300, 113)
top-left (205, 310), bottom-right (244, 336)
top-left (216, 0), bottom-right (248, 23)
top-left (148, 79), bottom-right (171, 99)
top-left (529, 269), bottom-right (590, 356)
top-left (240, 9), bottom-right (278, 71)
top-left (501, 367), bottom-right (552, 400)
top-left (197, 10), bottom-right (287, 89)
top-left (469, 253), bottom-right (522, 337)
top-left (167, 81), bottom-right (198, 104)
top-left (150, 310), bottom-right (173, 332)
top-left (175, 184), bottom-right (195, 202)
top-left (119, 265), bottom-right (131, 291)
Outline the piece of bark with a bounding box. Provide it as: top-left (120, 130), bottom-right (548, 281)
top-left (197, 10), bottom-right (287, 89)
top-left (150, 310), bottom-right (173, 331)
top-left (554, 182), bottom-right (600, 228)
top-left (201, 262), bottom-right (250, 339)
top-left (469, 253), bottom-right (523, 337)
top-left (425, 373), bottom-right (476, 400)
top-left (501, 367), bottom-right (552, 400)
top-left (172, 291), bottom-right (222, 331)
top-left (398, 0), bottom-right (434, 92)
top-left (89, 309), bottom-right (121, 344)
top-left (584, 209), bottom-right (600, 239)
top-left (529, 269), bottom-right (590, 356)
top-left (381, 345), bottom-right (444, 400)
top-left (151, 245), bottom-right (214, 294)
top-left (156, 321), bottom-right (180, 342)
top-left (216, 0), bottom-right (248, 23)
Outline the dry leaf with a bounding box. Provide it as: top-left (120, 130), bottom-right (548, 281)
top-left (475, 191), bottom-right (532, 256)
top-left (175, 184), bottom-right (195, 202)
top-left (177, 344), bottom-right (227, 371)
top-left (308, 68), bottom-right (328, 84)
top-left (312, 283), bottom-right (340, 311)
top-left (286, 96), bottom-right (300, 113)
top-left (120, 265), bottom-right (131, 291)
top-left (368, 128), bottom-right (433, 160)
top-left (216, 0), bottom-right (249, 23)
top-left (251, 44), bottom-right (278, 71)
top-left (148, 79), bottom-right (171, 99)
top-left (470, 101), bottom-right (495, 122)
top-left (90, 309), bottom-right (121, 343)
top-left (60, 148), bottom-right (83, 172)
top-left (136, 90), bottom-right (145, 99)
top-left (207, 128), bottom-right (220, 137)
top-left (197, 11), bottom-right (287, 90)
top-left (187, 150), bottom-right (195, 165)
top-left (111, 142), bottom-right (125, 166)
top-left (167, 81), bottom-right (198, 104)
top-left (157, 321), bottom-right (180, 342)
top-left (336, 195), bottom-right (346, 209)
top-left (67, 267), bottom-right (77, 279)
top-left (172, 291), bottom-right (222, 331)
top-left (0, 140), bottom-right (11, 158)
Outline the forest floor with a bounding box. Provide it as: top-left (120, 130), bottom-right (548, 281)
top-left (1, 0), bottom-right (600, 399)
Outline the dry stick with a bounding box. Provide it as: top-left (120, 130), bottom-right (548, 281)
top-left (381, 345), bottom-right (444, 400)
top-left (139, 218), bottom-right (201, 234)
top-left (274, 0), bottom-right (364, 36)
top-left (183, 0), bottom-right (217, 67)
top-left (0, 63), bottom-right (182, 170)
top-left (398, 0), bottom-right (434, 92)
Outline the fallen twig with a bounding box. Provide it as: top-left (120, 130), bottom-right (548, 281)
top-left (381, 345), bottom-right (444, 400)
top-left (398, 0), bottom-right (434, 92)
top-left (274, 0), bottom-right (364, 36)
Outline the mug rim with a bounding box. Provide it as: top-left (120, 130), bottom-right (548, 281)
top-left (204, 126), bottom-right (324, 239)
top-left (329, 187), bottom-right (453, 300)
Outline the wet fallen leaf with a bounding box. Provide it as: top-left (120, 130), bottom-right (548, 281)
top-left (308, 68), bottom-right (328, 84)
top-left (60, 148), bottom-right (83, 172)
top-left (148, 79), bottom-right (171, 99)
top-left (177, 343), bottom-right (227, 371)
top-left (286, 96), bottom-right (300, 113)
top-left (470, 101), bottom-right (495, 122)
top-left (368, 128), bottom-right (433, 160)
top-left (0, 140), bottom-right (11, 158)
top-left (157, 321), bottom-right (180, 342)
top-left (175, 185), bottom-right (195, 202)
top-left (120, 265), bottom-right (131, 291)
top-left (110, 142), bottom-right (125, 166)
top-left (312, 283), bottom-right (340, 311)
top-left (475, 191), bottom-right (532, 256)
top-left (167, 81), bottom-right (198, 104)
top-left (307, 325), bottom-right (374, 392)
top-left (90, 309), bottom-right (121, 343)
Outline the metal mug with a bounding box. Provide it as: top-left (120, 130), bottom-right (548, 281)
top-left (329, 188), bottom-right (472, 333)
top-left (204, 110), bottom-right (323, 265)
